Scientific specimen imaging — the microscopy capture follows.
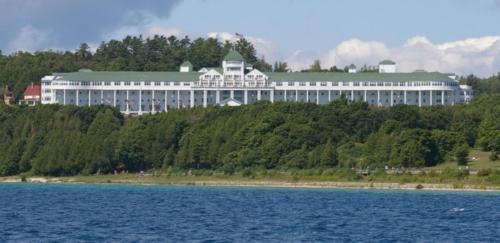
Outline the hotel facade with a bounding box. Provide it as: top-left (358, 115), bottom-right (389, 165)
top-left (41, 51), bottom-right (473, 114)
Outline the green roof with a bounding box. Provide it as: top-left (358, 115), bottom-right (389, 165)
top-left (264, 72), bottom-right (454, 82)
top-left (53, 71), bottom-right (455, 82)
top-left (201, 67), bottom-right (224, 73)
top-left (224, 51), bottom-right (244, 62)
top-left (379, 60), bottom-right (396, 65)
top-left (55, 71), bottom-right (200, 82)
top-left (181, 61), bottom-right (193, 67)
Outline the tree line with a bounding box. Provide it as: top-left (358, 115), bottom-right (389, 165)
top-left (0, 35), bottom-right (274, 99)
top-left (0, 93), bottom-right (498, 176)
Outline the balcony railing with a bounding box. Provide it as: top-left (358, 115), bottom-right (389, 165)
top-left (193, 81), bottom-right (272, 88)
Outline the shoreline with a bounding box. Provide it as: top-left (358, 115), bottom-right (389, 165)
top-left (1, 176), bottom-right (500, 192)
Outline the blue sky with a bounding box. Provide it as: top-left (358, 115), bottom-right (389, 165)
top-left (1, 0), bottom-right (499, 76)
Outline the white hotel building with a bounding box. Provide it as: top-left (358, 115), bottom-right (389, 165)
top-left (41, 51), bottom-right (473, 114)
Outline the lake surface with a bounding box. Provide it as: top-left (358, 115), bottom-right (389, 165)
top-left (0, 183), bottom-right (499, 242)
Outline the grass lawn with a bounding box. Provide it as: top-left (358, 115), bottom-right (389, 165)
top-left (429, 149), bottom-right (500, 171)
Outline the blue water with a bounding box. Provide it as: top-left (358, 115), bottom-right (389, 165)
top-left (0, 184), bottom-right (499, 242)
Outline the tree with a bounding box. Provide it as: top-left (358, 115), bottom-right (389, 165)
top-left (320, 140), bottom-right (338, 167)
top-left (390, 129), bottom-right (440, 167)
top-left (308, 60), bottom-right (322, 72)
top-left (76, 43), bottom-right (92, 61)
top-left (328, 65), bottom-right (344, 72)
top-left (455, 144), bottom-right (469, 166)
top-left (274, 62), bottom-right (289, 72)
top-left (234, 38), bottom-right (258, 64)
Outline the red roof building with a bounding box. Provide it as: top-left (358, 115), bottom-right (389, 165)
top-left (19, 83), bottom-right (41, 106)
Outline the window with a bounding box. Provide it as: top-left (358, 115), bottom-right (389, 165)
top-left (144, 82), bottom-right (151, 86)
top-left (310, 82), bottom-right (316, 86)
top-left (288, 82), bottom-right (294, 86)
top-left (174, 82), bottom-right (180, 86)
top-left (154, 82), bottom-right (161, 86)
top-left (134, 82), bottom-right (140, 86)
top-left (183, 82), bottom-right (190, 86)
top-left (299, 82), bottom-right (306, 86)
top-left (104, 82), bottom-right (111, 86)
top-left (321, 82), bottom-right (327, 86)
top-left (124, 82), bottom-right (131, 86)
top-left (276, 82), bottom-right (282, 86)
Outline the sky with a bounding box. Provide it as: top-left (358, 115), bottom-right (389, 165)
top-left (1, 0), bottom-right (499, 76)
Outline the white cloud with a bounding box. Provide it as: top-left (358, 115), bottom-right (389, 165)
top-left (9, 26), bottom-right (55, 52)
top-left (146, 27), bottom-right (182, 37)
top-left (206, 32), bottom-right (278, 61)
top-left (286, 36), bottom-right (500, 77)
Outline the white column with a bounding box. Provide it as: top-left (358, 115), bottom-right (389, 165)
top-left (351, 90), bottom-right (354, 102)
top-left (328, 90), bottom-right (331, 102)
top-left (419, 90), bottom-right (422, 107)
top-left (230, 90), bottom-right (234, 99)
top-left (270, 90), bottom-right (274, 103)
top-left (284, 90), bottom-right (287, 102)
top-left (295, 90), bottom-right (298, 102)
top-left (76, 89), bottom-right (79, 106)
top-left (430, 90), bottom-right (433, 106)
top-left (100, 90), bottom-right (103, 104)
top-left (306, 91), bottom-right (309, 102)
top-left (377, 90), bottom-right (380, 106)
top-left (113, 90), bottom-right (116, 107)
top-left (88, 90), bottom-right (91, 106)
top-left (190, 90), bottom-right (195, 108)
top-left (216, 90), bottom-right (220, 104)
top-left (139, 90), bottom-right (142, 114)
top-left (203, 90), bottom-right (208, 107)
top-left (441, 90), bottom-right (444, 105)
top-left (63, 89), bottom-right (66, 105)
top-left (316, 90), bottom-right (319, 104)
top-left (364, 90), bottom-right (367, 102)
top-left (404, 90), bottom-right (407, 105)
top-left (152, 91), bottom-right (155, 113)
top-left (244, 90), bottom-right (248, 104)
top-left (126, 90), bottom-right (129, 113)
top-left (390, 91), bottom-right (394, 106)
top-left (257, 90), bottom-right (261, 101)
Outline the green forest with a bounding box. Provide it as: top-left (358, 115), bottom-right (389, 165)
top-left (0, 94), bottom-right (499, 176)
top-left (0, 35), bottom-right (499, 177)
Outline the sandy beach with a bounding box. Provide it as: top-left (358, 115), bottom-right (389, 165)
top-left (1, 176), bottom-right (499, 192)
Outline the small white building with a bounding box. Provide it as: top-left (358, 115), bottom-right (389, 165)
top-left (180, 61), bottom-right (193, 73)
top-left (379, 60), bottom-right (396, 73)
top-left (348, 64), bottom-right (357, 73)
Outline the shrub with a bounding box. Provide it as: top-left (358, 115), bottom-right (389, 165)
top-left (241, 168), bottom-right (255, 178)
top-left (455, 145), bottom-right (469, 166)
top-left (489, 152), bottom-right (498, 161)
top-left (477, 168), bottom-right (492, 177)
